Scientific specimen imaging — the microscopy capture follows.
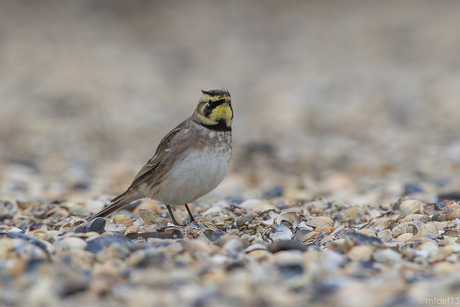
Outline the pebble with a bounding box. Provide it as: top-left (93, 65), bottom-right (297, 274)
top-left (60, 237), bottom-right (87, 250)
top-left (373, 249), bottom-right (402, 262)
top-left (3, 189), bottom-right (460, 306)
top-left (236, 213), bottom-right (256, 227)
top-left (86, 234), bottom-right (133, 254)
top-left (347, 245), bottom-right (374, 261)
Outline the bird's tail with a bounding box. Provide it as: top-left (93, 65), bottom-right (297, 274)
top-left (87, 190), bottom-right (138, 222)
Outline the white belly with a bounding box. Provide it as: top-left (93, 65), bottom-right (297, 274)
top-left (154, 147), bottom-right (231, 205)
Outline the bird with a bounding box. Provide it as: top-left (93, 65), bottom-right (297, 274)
top-left (87, 89), bottom-right (233, 226)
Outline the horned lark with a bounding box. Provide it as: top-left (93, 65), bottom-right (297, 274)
top-left (88, 89), bottom-right (233, 225)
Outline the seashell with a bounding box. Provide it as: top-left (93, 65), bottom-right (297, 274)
top-left (345, 231), bottom-right (383, 245)
top-left (270, 224), bottom-right (293, 241)
top-left (371, 217), bottom-right (391, 231)
top-left (321, 233), bottom-right (336, 245)
top-left (444, 229), bottom-right (460, 237)
top-left (301, 231), bottom-right (319, 246)
top-left (124, 226), bottom-right (140, 236)
top-left (306, 216), bottom-right (334, 228)
top-left (420, 203), bottom-right (436, 215)
top-left (139, 209), bottom-right (162, 225)
top-left (295, 228), bottom-right (310, 242)
top-left (392, 223), bottom-right (417, 238)
top-left (446, 209), bottom-right (460, 221)
top-left (314, 225), bottom-right (333, 235)
top-left (377, 229), bottom-right (393, 243)
top-left (113, 215), bottom-right (134, 226)
top-left (327, 238), bottom-right (347, 253)
top-left (400, 214), bottom-right (429, 223)
top-left (447, 201), bottom-right (460, 210)
top-left (356, 229), bottom-right (376, 237)
top-left (396, 233), bottom-right (413, 242)
top-left (399, 200), bottom-right (423, 218)
top-left (434, 221), bottom-right (448, 230)
top-left (7, 227), bottom-right (23, 233)
top-left (28, 229), bottom-right (48, 235)
top-left (276, 211), bottom-right (300, 228)
top-left (46, 207), bottom-right (70, 218)
top-left (16, 200), bottom-right (30, 210)
top-left (417, 222), bottom-right (438, 236)
top-left (431, 212), bottom-right (447, 222)
top-left (347, 245), bottom-right (373, 261)
top-left (133, 199), bottom-right (162, 216)
top-left (105, 224), bottom-right (127, 233)
top-left (434, 202), bottom-right (449, 211)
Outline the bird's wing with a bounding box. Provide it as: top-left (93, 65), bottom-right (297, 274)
top-left (128, 120), bottom-right (188, 189)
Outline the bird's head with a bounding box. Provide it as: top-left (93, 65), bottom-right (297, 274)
top-left (194, 89), bottom-right (233, 129)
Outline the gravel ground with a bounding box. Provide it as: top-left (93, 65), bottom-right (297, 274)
top-left (1, 1), bottom-right (460, 306)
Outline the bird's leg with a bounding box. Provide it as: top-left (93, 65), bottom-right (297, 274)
top-left (185, 204), bottom-right (196, 223)
top-left (166, 205), bottom-right (186, 226)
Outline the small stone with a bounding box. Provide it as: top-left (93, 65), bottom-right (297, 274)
top-left (347, 245), bottom-right (373, 261)
top-left (222, 238), bottom-right (244, 256)
top-left (373, 249), bottom-right (402, 262)
top-left (86, 234), bottom-right (132, 254)
top-left (60, 237), bottom-right (87, 250)
top-left (86, 218), bottom-right (106, 234)
top-left (0, 237), bottom-right (14, 260)
top-left (267, 240), bottom-right (307, 253)
top-left (236, 213), bottom-right (256, 227)
top-left (271, 250), bottom-right (304, 278)
top-left (244, 243), bottom-right (268, 253)
top-left (433, 261), bottom-right (458, 274)
top-left (203, 229), bottom-right (225, 242)
top-left (248, 249), bottom-right (272, 261)
top-left (271, 250), bottom-right (304, 266)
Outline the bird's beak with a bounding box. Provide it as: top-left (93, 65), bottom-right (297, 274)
top-left (223, 99), bottom-right (231, 106)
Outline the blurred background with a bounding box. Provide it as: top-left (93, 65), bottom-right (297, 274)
top-left (1, 0), bottom-right (459, 205)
